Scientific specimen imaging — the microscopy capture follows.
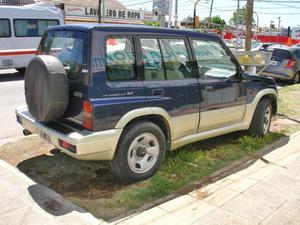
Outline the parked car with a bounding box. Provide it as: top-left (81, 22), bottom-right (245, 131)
top-left (0, 3), bottom-right (64, 72)
top-left (259, 45), bottom-right (300, 84)
top-left (293, 43), bottom-right (300, 48)
top-left (251, 42), bottom-right (273, 52)
top-left (16, 24), bottom-right (278, 183)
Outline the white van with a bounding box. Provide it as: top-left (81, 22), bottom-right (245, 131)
top-left (0, 3), bottom-right (64, 72)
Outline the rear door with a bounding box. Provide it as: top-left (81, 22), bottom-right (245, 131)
top-left (139, 36), bottom-right (200, 140)
top-left (0, 18), bottom-right (14, 69)
top-left (191, 39), bottom-right (246, 132)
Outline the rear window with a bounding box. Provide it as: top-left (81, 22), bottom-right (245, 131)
top-left (269, 48), bottom-right (292, 61)
top-left (38, 30), bottom-right (89, 81)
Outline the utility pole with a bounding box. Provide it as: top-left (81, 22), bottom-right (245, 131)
top-left (174, 0), bottom-right (178, 27)
top-left (245, 0), bottom-right (254, 52)
top-left (98, 0), bottom-right (101, 23)
top-left (209, 0), bottom-right (214, 20)
top-left (235, 0), bottom-right (240, 49)
top-left (168, 0), bottom-right (173, 28)
top-left (193, 0), bottom-right (201, 29)
top-left (102, 0), bottom-right (105, 22)
top-left (160, 0), bottom-right (166, 27)
top-left (277, 16), bottom-right (281, 36)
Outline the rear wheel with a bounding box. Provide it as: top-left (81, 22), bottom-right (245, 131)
top-left (291, 73), bottom-right (300, 84)
top-left (110, 121), bottom-right (166, 183)
top-left (248, 98), bottom-right (272, 137)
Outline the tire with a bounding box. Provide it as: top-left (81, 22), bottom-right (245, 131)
top-left (110, 121), bottom-right (167, 183)
top-left (25, 55), bottom-right (69, 122)
top-left (291, 73), bottom-right (300, 85)
top-left (248, 98), bottom-right (272, 137)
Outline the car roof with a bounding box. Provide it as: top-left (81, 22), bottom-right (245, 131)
top-left (47, 23), bottom-right (220, 40)
top-left (266, 44), bottom-right (300, 52)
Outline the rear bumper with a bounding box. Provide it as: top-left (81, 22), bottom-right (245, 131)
top-left (15, 106), bottom-right (122, 160)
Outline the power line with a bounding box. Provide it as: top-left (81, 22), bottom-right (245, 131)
top-left (124, 0), bottom-right (153, 7)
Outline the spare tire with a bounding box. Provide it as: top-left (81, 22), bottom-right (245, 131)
top-left (25, 55), bottom-right (69, 122)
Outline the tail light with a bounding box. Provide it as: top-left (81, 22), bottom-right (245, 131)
top-left (83, 100), bottom-right (93, 130)
top-left (58, 139), bottom-right (77, 153)
top-left (285, 59), bottom-right (296, 68)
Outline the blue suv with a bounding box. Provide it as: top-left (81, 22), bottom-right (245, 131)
top-left (16, 24), bottom-right (278, 183)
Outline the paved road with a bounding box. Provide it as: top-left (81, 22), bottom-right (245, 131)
top-left (0, 69), bottom-right (25, 144)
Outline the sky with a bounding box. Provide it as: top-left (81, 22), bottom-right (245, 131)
top-left (119, 0), bottom-right (300, 28)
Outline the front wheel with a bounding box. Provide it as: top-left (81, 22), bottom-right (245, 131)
top-left (110, 121), bottom-right (166, 183)
top-left (248, 98), bottom-right (272, 137)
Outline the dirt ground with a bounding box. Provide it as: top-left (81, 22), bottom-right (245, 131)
top-left (0, 136), bottom-right (125, 200)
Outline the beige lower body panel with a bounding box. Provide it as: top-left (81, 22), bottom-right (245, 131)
top-left (172, 113), bottom-right (199, 140)
top-left (197, 105), bottom-right (246, 133)
top-left (171, 122), bottom-right (249, 150)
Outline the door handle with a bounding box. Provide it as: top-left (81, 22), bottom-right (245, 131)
top-left (152, 89), bottom-right (164, 96)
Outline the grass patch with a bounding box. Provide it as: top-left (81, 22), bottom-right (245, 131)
top-left (277, 84), bottom-right (300, 117)
top-left (272, 84), bottom-right (300, 134)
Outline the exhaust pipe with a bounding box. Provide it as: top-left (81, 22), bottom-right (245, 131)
top-left (23, 129), bottom-right (32, 136)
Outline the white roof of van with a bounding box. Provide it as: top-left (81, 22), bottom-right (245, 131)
top-left (0, 3), bottom-right (62, 17)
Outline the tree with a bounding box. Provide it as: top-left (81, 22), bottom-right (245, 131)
top-left (205, 15), bottom-right (226, 29)
top-left (229, 7), bottom-right (255, 26)
top-left (183, 15), bottom-right (194, 23)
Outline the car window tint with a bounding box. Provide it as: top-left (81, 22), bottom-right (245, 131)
top-left (0, 19), bottom-right (11, 38)
top-left (14, 19), bottom-right (59, 37)
top-left (141, 38), bottom-right (165, 81)
top-left (159, 38), bottom-right (192, 79)
top-left (294, 50), bottom-right (300, 59)
top-left (270, 49), bottom-right (292, 61)
top-left (192, 40), bottom-right (237, 79)
top-left (105, 36), bottom-right (136, 81)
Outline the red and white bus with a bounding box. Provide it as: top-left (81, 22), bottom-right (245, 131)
top-left (0, 3), bottom-right (64, 72)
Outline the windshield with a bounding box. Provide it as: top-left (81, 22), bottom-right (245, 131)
top-left (38, 30), bottom-right (89, 80)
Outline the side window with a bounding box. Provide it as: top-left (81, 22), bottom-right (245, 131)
top-left (294, 50), bottom-right (300, 60)
top-left (159, 38), bottom-right (192, 79)
top-left (14, 19), bottom-right (59, 37)
top-left (105, 36), bottom-right (136, 81)
top-left (192, 39), bottom-right (237, 79)
top-left (0, 19), bottom-right (11, 38)
top-left (140, 38), bottom-right (165, 81)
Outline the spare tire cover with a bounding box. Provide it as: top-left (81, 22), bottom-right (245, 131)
top-left (25, 55), bottom-right (69, 122)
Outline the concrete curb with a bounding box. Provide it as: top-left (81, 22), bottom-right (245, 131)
top-left (0, 159), bottom-right (106, 225)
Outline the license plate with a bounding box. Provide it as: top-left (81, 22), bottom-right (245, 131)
top-left (270, 61), bottom-right (278, 65)
top-left (39, 131), bottom-right (51, 143)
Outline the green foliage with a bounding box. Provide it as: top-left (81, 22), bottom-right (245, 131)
top-left (205, 15), bottom-right (226, 29)
top-left (229, 7), bottom-right (255, 26)
top-left (238, 132), bottom-right (284, 152)
top-left (144, 21), bottom-right (160, 27)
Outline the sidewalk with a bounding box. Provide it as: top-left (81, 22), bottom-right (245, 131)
top-left (115, 131), bottom-right (300, 225)
top-left (1, 131), bottom-right (300, 225)
top-left (0, 159), bottom-right (102, 225)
